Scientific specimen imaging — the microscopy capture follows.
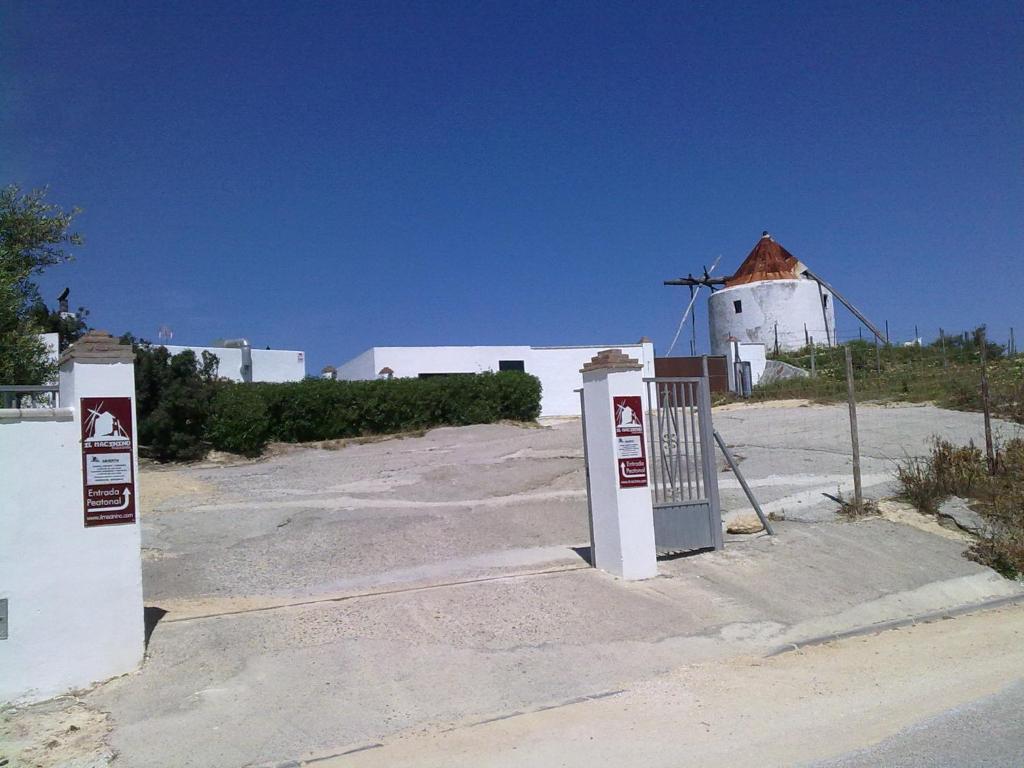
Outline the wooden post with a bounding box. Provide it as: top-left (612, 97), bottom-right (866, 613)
top-left (976, 328), bottom-right (996, 474)
top-left (810, 337), bottom-right (816, 378)
top-left (774, 323), bottom-right (779, 357)
top-left (874, 335), bottom-right (881, 375)
top-left (1011, 327), bottom-right (1016, 357)
top-left (804, 323), bottom-right (809, 348)
top-left (885, 320), bottom-right (890, 345)
top-left (940, 328), bottom-right (948, 369)
top-left (845, 346), bottom-right (863, 510)
top-left (689, 285), bottom-right (697, 357)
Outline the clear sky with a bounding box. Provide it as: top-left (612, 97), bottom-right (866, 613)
top-left (4, 1), bottom-right (1022, 372)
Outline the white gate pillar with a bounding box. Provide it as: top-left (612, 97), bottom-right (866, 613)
top-left (581, 349), bottom-right (657, 580)
top-left (2, 331), bottom-right (145, 703)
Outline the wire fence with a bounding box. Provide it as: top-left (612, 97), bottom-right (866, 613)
top-left (752, 327), bottom-right (1024, 426)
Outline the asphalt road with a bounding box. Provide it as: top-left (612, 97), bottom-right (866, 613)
top-left (813, 680), bottom-right (1024, 768)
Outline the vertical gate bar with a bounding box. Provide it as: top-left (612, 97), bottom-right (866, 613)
top-left (672, 382), bottom-right (687, 502)
top-left (671, 381), bottom-right (684, 499)
top-left (648, 380), bottom-right (661, 504)
top-left (659, 385), bottom-right (673, 503)
top-left (577, 388), bottom-right (596, 564)
top-left (666, 383), bottom-right (680, 502)
top-left (666, 382), bottom-right (681, 501)
top-left (677, 381), bottom-right (693, 499)
top-left (698, 374), bottom-right (723, 549)
top-left (645, 381), bottom-right (655, 503)
top-left (689, 381), bottom-right (703, 498)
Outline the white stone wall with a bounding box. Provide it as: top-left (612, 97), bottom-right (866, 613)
top-left (335, 348), bottom-right (377, 381)
top-left (160, 345), bottom-right (306, 382)
top-left (337, 343), bottom-right (656, 417)
top-left (0, 356), bottom-right (143, 704)
top-left (708, 279), bottom-right (835, 355)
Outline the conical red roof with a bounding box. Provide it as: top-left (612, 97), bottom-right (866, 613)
top-left (725, 232), bottom-right (800, 287)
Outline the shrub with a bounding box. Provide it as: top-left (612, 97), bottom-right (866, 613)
top-left (205, 371), bottom-right (541, 454)
top-left (133, 344), bottom-right (219, 461)
top-left (206, 384), bottom-right (270, 457)
top-left (896, 437), bottom-right (1024, 579)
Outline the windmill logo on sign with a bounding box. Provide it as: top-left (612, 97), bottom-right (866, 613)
top-left (615, 400), bottom-right (642, 433)
top-left (84, 402), bottom-right (131, 447)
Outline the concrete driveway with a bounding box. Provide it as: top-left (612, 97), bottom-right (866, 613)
top-left (56, 404), bottom-right (1024, 765)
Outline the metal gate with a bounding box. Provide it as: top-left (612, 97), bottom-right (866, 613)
top-left (644, 377), bottom-right (722, 554)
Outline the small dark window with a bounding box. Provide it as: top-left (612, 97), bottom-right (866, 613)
top-left (733, 300), bottom-right (743, 314)
top-left (498, 360), bottom-right (525, 372)
top-left (822, 294), bottom-right (829, 309)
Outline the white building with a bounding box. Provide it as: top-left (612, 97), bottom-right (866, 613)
top-left (708, 232), bottom-right (835, 355)
top-left (160, 341), bottom-right (306, 383)
top-left (336, 342), bottom-right (656, 417)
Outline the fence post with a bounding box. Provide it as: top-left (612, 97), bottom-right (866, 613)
top-left (810, 337), bottom-right (816, 378)
top-left (940, 328), bottom-right (948, 369)
top-left (976, 328), bottom-right (996, 474)
top-left (844, 346), bottom-right (863, 510)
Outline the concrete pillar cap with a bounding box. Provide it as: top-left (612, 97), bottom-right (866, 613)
top-left (580, 348), bottom-right (642, 373)
top-left (59, 330), bottom-right (135, 365)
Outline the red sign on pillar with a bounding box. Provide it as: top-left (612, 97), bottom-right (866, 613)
top-left (613, 395), bottom-right (648, 488)
top-left (80, 397), bottom-right (137, 527)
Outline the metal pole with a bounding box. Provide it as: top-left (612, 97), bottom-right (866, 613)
top-left (1011, 327), bottom-right (1016, 357)
top-left (816, 279), bottom-right (832, 347)
top-left (576, 388), bottom-right (595, 566)
top-left (810, 337), bottom-right (816, 378)
top-left (713, 430), bottom-right (774, 535)
top-left (885, 320), bottom-right (890, 345)
top-left (697, 375), bottom-right (724, 550)
top-left (774, 323), bottom-right (779, 357)
top-left (875, 335), bottom-right (881, 375)
top-left (804, 323), bottom-right (809, 348)
top-left (801, 267), bottom-right (884, 343)
top-left (844, 346), bottom-right (863, 510)
top-left (976, 328), bottom-right (995, 474)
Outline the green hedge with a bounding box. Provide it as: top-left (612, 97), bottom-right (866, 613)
top-left (205, 371), bottom-right (541, 457)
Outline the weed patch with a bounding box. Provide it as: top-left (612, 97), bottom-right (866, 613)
top-left (895, 438), bottom-right (1024, 579)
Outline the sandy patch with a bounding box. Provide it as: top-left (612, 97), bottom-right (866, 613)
top-left (138, 470), bottom-right (215, 514)
top-left (876, 499), bottom-right (973, 543)
top-left (1, 697), bottom-right (113, 768)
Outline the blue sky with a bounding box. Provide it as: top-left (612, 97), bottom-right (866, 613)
top-left (3, 1), bottom-right (1022, 372)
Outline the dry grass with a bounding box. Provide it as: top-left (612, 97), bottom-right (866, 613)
top-left (895, 437), bottom-right (1024, 579)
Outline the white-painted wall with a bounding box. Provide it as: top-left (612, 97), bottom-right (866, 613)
top-left (0, 352), bottom-right (144, 704)
top-left (708, 279), bottom-right (835, 355)
top-left (335, 348), bottom-right (377, 381)
top-left (336, 343), bottom-right (656, 417)
top-left (160, 345), bottom-right (306, 382)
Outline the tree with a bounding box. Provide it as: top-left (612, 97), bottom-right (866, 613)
top-left (132, 342), bottom-right (221, 461)
top-left (0, 185), bottom-right (82, 383)
top-left (28, 298), bottom-right (91, 351)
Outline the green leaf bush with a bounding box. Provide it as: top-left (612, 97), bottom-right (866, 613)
top-left (205, 371), bottom-right (541, 456)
